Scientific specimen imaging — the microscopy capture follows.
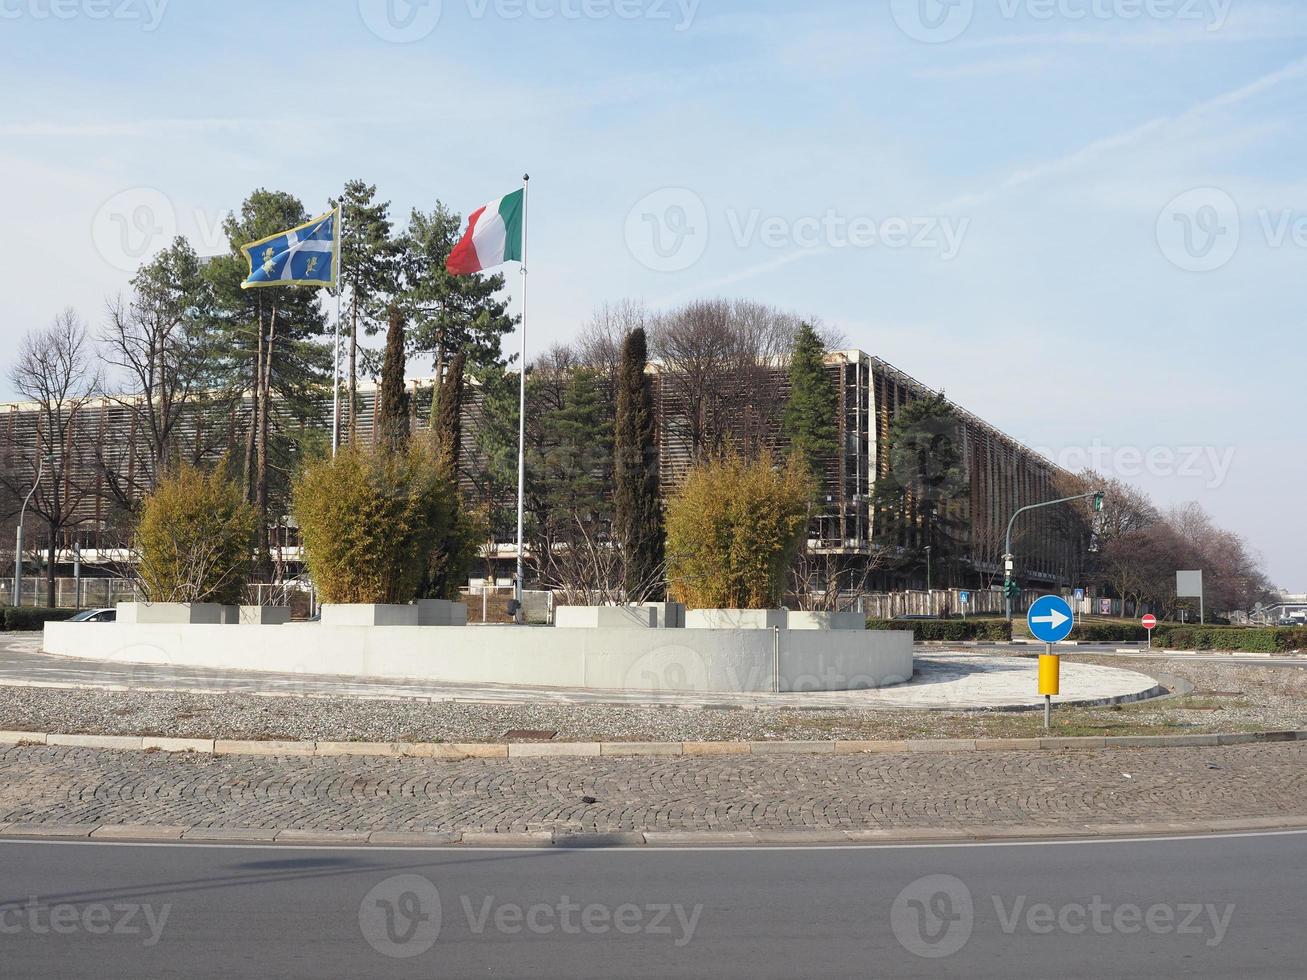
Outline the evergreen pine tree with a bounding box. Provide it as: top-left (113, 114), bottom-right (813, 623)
top-left (205, 188), bottom-right (330, 575)
top-left (781, 322), bottom-right (838, 475)
top-left (872, 392), bottom-right (969, 583)
top-left (398, 203), bottom-right (518, 428)
top-left (377, 305), bottom-right (410, 454)
top-left (332, 179), bottom-right (398, 443)
top-left (613, 328), bottom-right (664, 599)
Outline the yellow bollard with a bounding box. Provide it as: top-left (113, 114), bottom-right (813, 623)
top-left (1038, 654), bottom-right (1061, 696)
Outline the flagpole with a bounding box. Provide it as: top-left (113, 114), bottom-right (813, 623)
top-left (331, 203), bottom-right (344, 456)
top-left (514, 174), bottom-right (530, 624)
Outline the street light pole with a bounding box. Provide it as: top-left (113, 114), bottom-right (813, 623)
top-left (14, 455), bottom-right (47, 610)
top-left (924, 545), bottom-right (932, 616)
top-left (1004, 489), bottom-right (1105, 622)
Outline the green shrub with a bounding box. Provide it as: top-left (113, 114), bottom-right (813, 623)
top-left (1069, 622), bottom-right (1149, 642)
top-left (867, 618), bottom-right (1012, 641)
top-left (293, 443), bottom-right (456, 604)
top-left (5, 607), bottom-right (77, 631)
top-left (135, 462), bottom-right (256, 604)
top-left (1152, 626), bottom-right (1307, 652)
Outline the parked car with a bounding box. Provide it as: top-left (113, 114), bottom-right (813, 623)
top-left (67, 608), bottom-right (116, 623)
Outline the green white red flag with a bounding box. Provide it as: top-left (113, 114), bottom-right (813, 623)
top-left (447, 189), bottom-right (525, 275)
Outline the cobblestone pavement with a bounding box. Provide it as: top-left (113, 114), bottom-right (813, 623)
top-left (1, 742), bottom-right (1304, 835)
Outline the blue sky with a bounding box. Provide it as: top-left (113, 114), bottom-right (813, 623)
top-left (2, 0), bottom-right (1304, 588)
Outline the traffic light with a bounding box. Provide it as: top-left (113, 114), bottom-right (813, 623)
top-left (1093, 492), bottom-right (1105, 513)
top-left (1003, 579), bottom-right (1021, 599)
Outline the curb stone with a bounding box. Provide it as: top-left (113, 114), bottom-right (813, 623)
top-left (4, 730), bottom-right (1307, 758)
top-left (4, 817), bottom-right (1307, 849)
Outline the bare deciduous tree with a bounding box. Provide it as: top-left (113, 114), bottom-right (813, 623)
top-left (98, 237), bottom-right (220, 507)
top-left (4, 310), bottom-right (98, 605)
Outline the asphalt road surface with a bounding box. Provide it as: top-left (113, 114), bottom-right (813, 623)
top-left (0, 832), bottom-right (1302, 978)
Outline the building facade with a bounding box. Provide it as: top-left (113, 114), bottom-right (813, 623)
top-left (1, 349), bottom-right (1080, 591)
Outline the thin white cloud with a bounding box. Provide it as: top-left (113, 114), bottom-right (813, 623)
top-left (936, 54), bottom-right (1307, 212)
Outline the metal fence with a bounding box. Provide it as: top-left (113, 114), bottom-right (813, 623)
top-left (0, 577), bottom-right (139, 609)
top-left (1, 577), bottom-right (315, 611)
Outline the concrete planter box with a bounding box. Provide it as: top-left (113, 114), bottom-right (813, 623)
top-left (634, 601), bottom-right (686, 628)
top-left (787, 611), bottom-right (866, 631)
top-left (116, 602), bottom-right (237, 625)
top-left (685, 609), bottom-right (787, 630)
top-left (319, 604), bottom-right (420, 627)
top-left (416, 599), bottom-right (469, 626)
top-left (239, 606), bottom-right (291, 625)
top-left (554, 606), bottom-right (657, 629)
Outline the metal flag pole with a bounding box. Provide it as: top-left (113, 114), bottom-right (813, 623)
top-left (513, 174), bottom-right (530, 624)
top-left (331, 202), bottom-right (344, 456)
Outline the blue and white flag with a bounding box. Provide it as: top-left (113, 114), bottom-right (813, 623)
top-left (240, 206), bottom-right (340, 289)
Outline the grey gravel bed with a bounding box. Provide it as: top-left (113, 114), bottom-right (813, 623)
top-left (0, 657), bottom-right (1303, 742)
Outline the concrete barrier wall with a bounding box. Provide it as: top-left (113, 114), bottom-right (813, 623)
top-left (42, 622), bottom-right (913, 695)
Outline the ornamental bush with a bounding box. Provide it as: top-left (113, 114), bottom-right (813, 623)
top-left (135, 462), bottom-right (256, 605)
top-left (292, 443), bottom-right (456, 604)
top-left (666, 450), bottom-right (812, 610)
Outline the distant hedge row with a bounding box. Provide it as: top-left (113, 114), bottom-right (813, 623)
top-left (864, 617), bottom-right (1307, 651)
top-left (1, 607), bottom-right (78, 631)
top-left (1152, 626), bottom-right (1307, 653)
top-left (866, 618), bottom-right (1013, 641)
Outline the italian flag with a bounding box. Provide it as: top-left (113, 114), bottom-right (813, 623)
top-left (447, 189), bottom-right (525, 275)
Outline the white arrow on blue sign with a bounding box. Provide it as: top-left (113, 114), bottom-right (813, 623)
top-left (1027, 594), bottom-right (1075, 643)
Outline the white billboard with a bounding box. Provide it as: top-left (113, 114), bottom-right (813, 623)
top-left (1176, 570), bottom-right (1204, 598)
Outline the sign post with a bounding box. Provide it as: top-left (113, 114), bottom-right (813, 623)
top-left (1142, 613), bottom-right (1157, 650)
top-left (1177, 571), bottom-right (1204, 625)
top-left (1027, 595), bottom-right (1075, 730)
top-left (959, 591), bottom-right (970, 621)
top-left (1073, 587), bottom-right (1085, 627)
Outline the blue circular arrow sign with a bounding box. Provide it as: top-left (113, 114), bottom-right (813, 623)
top-left (1027, 594), bottom-right (1075, 644)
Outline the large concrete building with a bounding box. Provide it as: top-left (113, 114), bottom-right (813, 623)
top-left (0, 348), bottom-right (1079, 591)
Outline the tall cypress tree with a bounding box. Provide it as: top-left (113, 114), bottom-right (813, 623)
top-left (377, 305), bottom-right (409, 454)
top-left (430, 351), bottom-right (465, 467)
top-left (781, 322), bottom-right (838, 476)
top-left (613, 327), bottom-right (664, 600)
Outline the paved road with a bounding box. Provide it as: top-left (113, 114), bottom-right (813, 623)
top-left (0, 635), bottom-right (1157, 710)
top-left (3, 742), bottom-right (1306, 837)
top-left (0, 833), bottom-right (1301, 978)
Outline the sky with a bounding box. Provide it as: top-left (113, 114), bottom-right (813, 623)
top-left (1, 0), bottom-right (1304, 589)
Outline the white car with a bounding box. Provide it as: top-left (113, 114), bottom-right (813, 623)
top-left (67, 608), bottom-right (116, 623)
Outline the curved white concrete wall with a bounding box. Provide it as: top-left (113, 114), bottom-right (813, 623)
top-left (41, 622), bottom-right (914, 694)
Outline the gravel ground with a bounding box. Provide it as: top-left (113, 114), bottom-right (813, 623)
top-left (0, 656), bottom-right (1304, 742)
